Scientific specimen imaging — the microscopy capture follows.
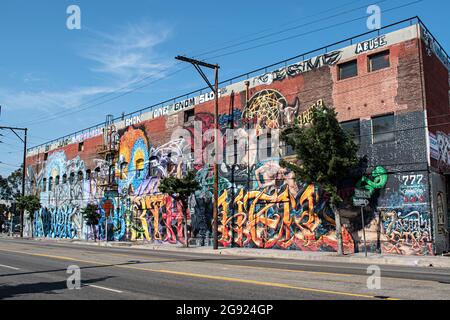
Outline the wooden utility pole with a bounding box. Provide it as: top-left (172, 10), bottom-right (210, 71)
top-left (213, 65), bottom-right (219, 250)
top-left (174, 56), bottom-right (220, 249)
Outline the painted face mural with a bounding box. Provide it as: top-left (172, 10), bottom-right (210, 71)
top-left (117, 127), bottom-right (150, 195)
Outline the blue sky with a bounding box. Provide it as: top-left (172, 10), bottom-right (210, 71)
top-left (0, 0), bottom-right (448, 176)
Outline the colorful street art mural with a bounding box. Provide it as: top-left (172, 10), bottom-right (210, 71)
top-left (376, 173), bottom-right (433, 255)
top-left (26, 87), bottom-right (435, 256)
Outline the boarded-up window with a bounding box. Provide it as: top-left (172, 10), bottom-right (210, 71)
top-left (341, 119), bottom-right (361, 145)
top-left (338, 60), bottom-right (358, 80)
top-left (369, 50), bottom-right (390, 72)
top-left (372, 114), bottom-right (395, 144)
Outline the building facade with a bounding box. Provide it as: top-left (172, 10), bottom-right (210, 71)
top-left (25, 19), bottom-right (450, 255)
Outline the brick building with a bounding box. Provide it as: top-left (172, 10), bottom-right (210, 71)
top-left (25, 18), bottom-right (450, 255)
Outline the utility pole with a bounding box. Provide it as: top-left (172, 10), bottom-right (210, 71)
top-left (21, 129), bottom-right (27, 238)
top-left (0, 126), bottom-right (28, 238)
top-left (175, 55), bottom-right (220, 250)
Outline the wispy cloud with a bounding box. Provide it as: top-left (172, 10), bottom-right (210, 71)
top-left (0, 85), bottom-right (118, 112)
top-left (23, 72), bottom-right (45, 84)
top-left (1, 21), bottom-right (173, 115)
top-left (82, 22), bottom-right (173, 81)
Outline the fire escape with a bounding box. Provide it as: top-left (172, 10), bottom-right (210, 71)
top-left (96, 114), bottom-right (119, 194)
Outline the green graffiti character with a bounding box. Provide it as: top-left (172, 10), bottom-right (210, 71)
top-left (356, 166), bottom-right (388, 197)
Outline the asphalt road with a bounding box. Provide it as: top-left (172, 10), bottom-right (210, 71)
top-left (0, 238), bottom-right (449, 300)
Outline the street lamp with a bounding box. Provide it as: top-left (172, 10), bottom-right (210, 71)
top-left (175, 56), bottom-right (220, 250)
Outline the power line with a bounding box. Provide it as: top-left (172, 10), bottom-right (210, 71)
top-left (20, 1), bottom-right (370, 127)
top-left (18, 0), bottom-right (402, 128)
top-left (16, 65), bottom-right (188, 126)
top-left (19, 66), bottom-right (191, 127)
top-left (188, 0), bottom-right (367, 58)
top-left (24, 50), bottom-right (425, 152)
top-left (0, 162), bottom-right (22, 169)
top-left (26, 11), bottom-right (426, 150)
top-left (205, 0), bottom-right (423, 61)
top-left (192, 0), bottom-right (388, 59)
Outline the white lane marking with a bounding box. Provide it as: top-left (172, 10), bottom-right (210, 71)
top-left (86, 284), bottom-right (123, 293)
top-left (0, 264), bottom-right (20, 270)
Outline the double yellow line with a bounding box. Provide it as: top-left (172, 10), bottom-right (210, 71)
top-left (0, 248), bottom-right (400, 300)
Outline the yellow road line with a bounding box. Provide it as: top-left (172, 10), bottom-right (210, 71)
top-left (215, 263), bottom-right (352, 277)
top-left (97, 251), bottom-right (353, 278)
top-left (118, 264), bottom-right (391, 299)
top-left (0, 248), bottom-right (399, 300)
top-left (0, 248), bottom-right (108, 266)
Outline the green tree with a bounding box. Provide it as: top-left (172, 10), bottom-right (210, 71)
top-left (281, 104), bottom-right (358, 255)
top-left (16, 195), bottom-right (41, 238)
top-left (82, 204), bottom-right (101, 242)
top-left (0, 168), bottom-right (22, 201)
top-left (159, 171), bottom-right (200, 247)
top-left (0, 204), bottom-right (6, 233)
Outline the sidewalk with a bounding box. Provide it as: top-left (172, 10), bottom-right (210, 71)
top-left (11, 235), bottom-right (450, 269)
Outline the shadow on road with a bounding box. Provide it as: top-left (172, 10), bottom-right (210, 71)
top-left (0, 276), bottom-right (114, 300)
top-left (0, 257), bottom-right (256, 279)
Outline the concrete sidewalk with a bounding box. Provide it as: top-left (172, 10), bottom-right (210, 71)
top-left (8, 235), bottom-right (449, 269)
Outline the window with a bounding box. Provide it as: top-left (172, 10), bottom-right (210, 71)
top-left (338, 60), bottom-right (358, 80)
top-left (69, 172), bottom-right (75, 185)
top-left (372, 114), bottom-right (395, 144)
top-left (77, 171), bottom-right (83, 182)
top-left (109, 166), bottom-right (115, 183)
top-left (48, 177), bottom-right (53, 191)
top-left (85, 170), bottom-right (91, 181)
top-left (281, 142), bottom-right (295, 157)
top-left (341, 120), bottom-right (361, 145)
top-left (44, 153), bottom-right (49, 161)
top-left (225, 139), bottom-right (239, 165)
top-left (369, 50), bottom-right (390, 72)
top-left (78, 142), bottom-right (84, 152)
top-left (184, 109), bottom-right (195, 123)
top-left (120, 163), bottom-right (128, 179)
top-left (55, 175), bottom-right (60, 186)
top-left (62, 174), bottom-right (67, 184)
top-left (266, 133), bottom-right (272, 159)
top-left (94, 167), bottom-right (101, 180)
top-left (43, 178), bottom-right (47, 192)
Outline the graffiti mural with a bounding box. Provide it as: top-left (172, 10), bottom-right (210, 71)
top-left (434, 131), bottom-right (450, 170)
top-left (217, 185), bottom-right (354, 252)
top-left (376, 173), bottom-right (433, 255)
top-left (253, 51), bottom-right (342, 86)
top-left (26, 82), bottom-right (435, 256)
top-left (380, 209), bottom-right (432, 256)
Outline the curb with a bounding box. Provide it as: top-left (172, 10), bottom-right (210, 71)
top-left (3, 235), bottom-right (450, 269)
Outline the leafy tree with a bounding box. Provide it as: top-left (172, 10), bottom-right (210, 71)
top-left (82, 204), bottom-right (101, 242)
top-left (281, 104), bottom-right (358, 255)
top-left (0, 205), bottom-right (6, 233)
top-left (159, 171), bottom-right (200, 247)
top-left (0, 168), bottom-right (22, 201)
top-left (16, 195), bottom-right (41, 238)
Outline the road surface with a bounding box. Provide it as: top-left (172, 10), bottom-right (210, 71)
top-left (0, 238), bottom-right (449, 300)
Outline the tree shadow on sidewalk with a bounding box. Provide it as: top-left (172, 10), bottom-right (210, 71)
top-left (0, 276), bottom-right (114, 300)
